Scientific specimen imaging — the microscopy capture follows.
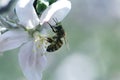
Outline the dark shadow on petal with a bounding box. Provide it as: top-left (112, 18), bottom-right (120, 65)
top-left (0, 0), bottom-right (16, 14)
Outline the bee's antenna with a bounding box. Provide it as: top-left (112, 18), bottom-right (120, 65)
top-left (47, 22), bottom-right (56, 32)
top-left (53, 18), bottom-right (59, 24)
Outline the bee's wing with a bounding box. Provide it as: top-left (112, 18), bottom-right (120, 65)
top-left (64, 33), bottom-right (70, 51)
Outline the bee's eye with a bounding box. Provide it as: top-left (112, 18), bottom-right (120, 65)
top-left (58, 25), bottom-right (62, 28)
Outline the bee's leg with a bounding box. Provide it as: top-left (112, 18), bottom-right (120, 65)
top-left (47, 37), bottom-right (54, 43)
top-left (52, 36), bottom-right (58, 41)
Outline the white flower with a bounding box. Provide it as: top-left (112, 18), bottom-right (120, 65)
top-left (0, 0), bottom-right (71, 80)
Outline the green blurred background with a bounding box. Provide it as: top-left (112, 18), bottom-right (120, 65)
top-left (1, 0), bottom-right (120, 80)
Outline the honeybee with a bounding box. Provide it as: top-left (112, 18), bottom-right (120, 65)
top-left (46, 19), bottom-right (66, 52)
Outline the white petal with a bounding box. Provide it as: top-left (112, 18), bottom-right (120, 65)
top-left (0, 30), bottom-right (29, 52)
top-left (15, 0), bottom-right (40, 29)
top-left (40, 0), bottom-right (71, 25)
top-left (19, 41), bottom-right (47, 80)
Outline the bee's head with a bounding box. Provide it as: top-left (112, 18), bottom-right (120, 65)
top-left (54, 24), bottom-right (62, 30)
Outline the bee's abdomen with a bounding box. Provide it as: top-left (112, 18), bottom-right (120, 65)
top-left (47, 39), bottom-right (63, 52)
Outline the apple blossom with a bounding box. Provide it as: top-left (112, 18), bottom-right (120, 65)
top-left (0, 0), bottom-right (71, 80)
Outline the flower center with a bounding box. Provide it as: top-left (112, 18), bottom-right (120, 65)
top-left (33, 31), bottom-right (48, 49)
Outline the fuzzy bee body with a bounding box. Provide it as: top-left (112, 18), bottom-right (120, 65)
top-left (47, 37), bottom-right (63, 52)
top-left (46, 19), bottom-right (65, 52)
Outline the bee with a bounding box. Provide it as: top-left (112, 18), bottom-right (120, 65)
top-left (46, 19), bottom-right (66, 52)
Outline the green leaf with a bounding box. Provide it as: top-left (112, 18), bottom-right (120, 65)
top-left (34, 0), bottom-right (49, 16)
top-left (48, 0), bottom-right (57, 5)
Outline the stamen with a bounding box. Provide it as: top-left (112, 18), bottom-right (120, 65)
top-left (33, 31), bottom-right (48, 50)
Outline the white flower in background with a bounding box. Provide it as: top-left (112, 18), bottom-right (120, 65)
top-left (0, 0), bottom-right (71, 80)
top-left (54, 53), bottom-right (98, 80)
top-left (0, 0), bottom-right (10, 8)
